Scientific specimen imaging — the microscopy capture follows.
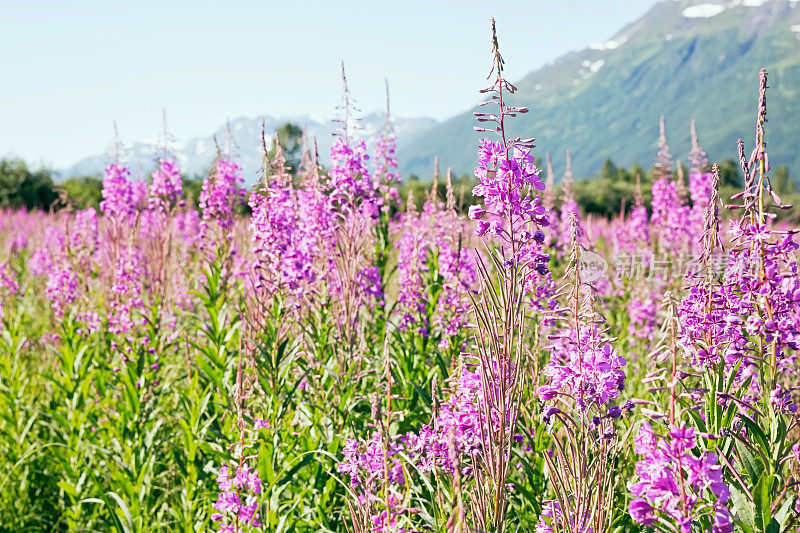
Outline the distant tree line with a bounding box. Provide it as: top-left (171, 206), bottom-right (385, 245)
top-left (0, 158), bottom-right (208, 212)
top-left (401, 157), bottom-right (797, 222)
top-left (0, 159), bottom-right (61, 210)
top-left (1, 150), bottom-right (796, 222)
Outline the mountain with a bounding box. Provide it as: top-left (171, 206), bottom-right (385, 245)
top-left (398, 0), bottom-right (800, 180)
top-left (63, 113), bottom-right (438, 184)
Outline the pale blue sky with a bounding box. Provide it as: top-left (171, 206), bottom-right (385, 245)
top-left (0, 0), bottom-right (658, 168)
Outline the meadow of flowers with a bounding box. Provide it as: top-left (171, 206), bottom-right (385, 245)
top-left (1, 21), bottom-right (799, 533)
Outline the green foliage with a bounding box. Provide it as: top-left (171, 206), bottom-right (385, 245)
top-left (268, 122), bottom-right (304, 173)
top-left (61, 176), bottom-right (103, 210)
top-left (398, 172), bottom-right (477, 213)
top-left (0, 159), bottom-right (60, 210)
top-left (399, 1), bottom-right (800, 180)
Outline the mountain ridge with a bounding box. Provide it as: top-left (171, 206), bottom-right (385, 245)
top-left (63, 0), bottom-right (800, 184)
top-left (397, 0), bottom-right (800, 180)
top-left (63, 113), bottom-right (438, 184)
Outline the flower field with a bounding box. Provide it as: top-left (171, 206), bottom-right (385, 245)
top-left (0, 22), bottom-right (799, 533)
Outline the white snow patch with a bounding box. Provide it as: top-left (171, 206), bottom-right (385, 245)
top-left (582, 59), bottom-right (591, 67)
top-left (742, 0), bottom-right (766, 6)
top-left (572, 79), bottom-right (580, 86)
top-left (234, 122), bottom-right (243, 131)
top-left (683, 4), bottom-right (726, 17)
top-left (590, 35), bottom-right (628, 51)
top-left (534, 83), bottom-right (542, 91)
top-left (196, 140), bottom-right (209, 155)
top-left (791, 24), bottom-right (800, 32)
top-left (588, 59), bottom-right (605, 73)
top-left (665, 32), bottom-right (673, 40)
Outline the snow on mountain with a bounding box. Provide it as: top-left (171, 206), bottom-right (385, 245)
top-left (63, 113), bottom-right (438, 185)
top-left (399, 0), bottom-right (800, 179)
top-left (682, 3), bottom-right (727, 18)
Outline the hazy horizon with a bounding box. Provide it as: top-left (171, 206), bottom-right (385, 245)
top-left (0, 0), bottom-right (659, 169)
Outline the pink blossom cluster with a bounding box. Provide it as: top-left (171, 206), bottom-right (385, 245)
top-left (149, 157), bottom-right (184, 211)
top-left (629, 422), bottom-right (732, 533)
top-left (100, 164), bottom-right (136, 220)
top-left (107, 247), bottom-right (146, 335)
top-left (199, 158), bottom-right (245, 247)
top-left (328, 137), bottom-right (380, 218)
top-left (539, 326), bottom-right (627, 410)
top-left (468, 140), bottom-right (548, 240)
top-left (45, 266), bottom-right (78, 318)
top-left (211, 463), bottom-right (263, 532)
top-left (249, 183), bottom-right (323, 301)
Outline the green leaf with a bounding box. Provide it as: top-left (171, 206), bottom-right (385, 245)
top-left (753, 474), bottom-right (777, 533)
top-left (731, 484), bottom-right (756, 531)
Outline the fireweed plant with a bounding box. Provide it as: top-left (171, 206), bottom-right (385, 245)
top-left (465, 19), bottom-right (551, 532)
top-left (2, 20), bottom-right (800, 533)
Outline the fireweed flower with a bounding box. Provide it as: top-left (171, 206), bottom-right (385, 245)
top-left (650, 116), bottom-right (692, 256)
top-left (249, 177), bottom-right (320, 302)
top-left (46, 266), bottom-right (79, 319)
top-left (373, 114), bottom-right (401, 211)
top-left (392, 186), bottom-right (479, 345)
top-left (328, 136), bottom-right (379, 217)
top-left (677, 164), bottom-right (760, 401)
top-left (28, 224), bottom-right (66, 279)
top-left (107, 247), bottom-right (146, 335)
top-left (395, 204), bottom-right (429, 334)
top-left (769, 384), bottom-right (798, 414)
top-left (0, 263), bottom-right (19, 321)
top-left (628, 290), bottom-right (660, 342)
top-left (211, 463), bottom-right (263, 532)
top-left (412, 365), bottom-right (484, 476)
top-left (249, 121), bottom-right (376, 347)
top-left (464, 21), bottom-right (552, 531)
top-left (535, 210), bottom-right (631, 532)
top-left (723, 69), bottom-right (800, 390)
top-left (29, 247), bottom-right (52, 278)
top-left (338, 429), bottom-right (414, 530)
top-left (468, 138), bottom-right (551, 288)
top-left (651, 176), bottom-right (685, 253)
top-left (75, 312), bottom-right (102, 336)
top-left (539, 325), bottom-right (627, 410)
top-left (100, 164), bottom-right (134, 220)
top-left (137, 208), bottom-right (166, 245)
top-left (356, 266), bottom-right (384, 309)
top-left (629, 422), bottom-right (732, 532)
top-left (679, 283), bottom-right (750, 368)
top-left (199, 157), bottom-right (245, 252)
top-left (70, 208), bottom-right (99, 253)
top-left (130, 179), bottom-right (149, 212)
top-left (614, 175), bottom-right (650, 256)
top-left (296, 187), bottom-right (337, 270)
top-left (149, 157), bottom-right (184, 212)
top-left (434, 236), bottom-right (478, 349)
top-left (323, 92), bottom-right (389, 341)
top-left (469, 140), bottom-right (548, 240)
top-left (175, 208), bottom-right (201, 249)
top-left (338, 431), bottom-right (408, 492)
top-left (725, 221), bottom-right (800, 368)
